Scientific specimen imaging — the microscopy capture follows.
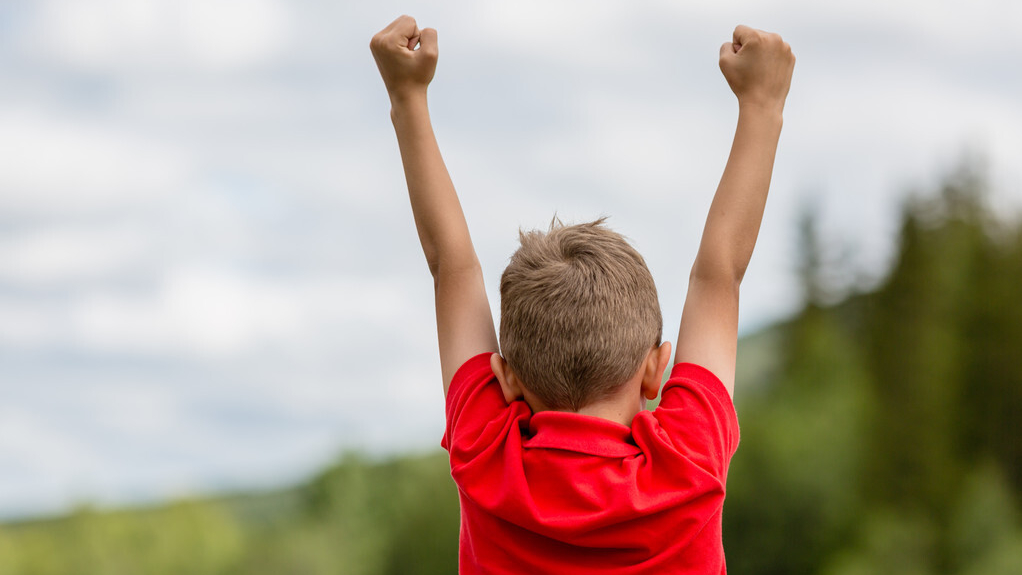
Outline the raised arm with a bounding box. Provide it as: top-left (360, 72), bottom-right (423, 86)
top-left (370, 16), bottom-right (498, 394)
top-left (675, 26), bottom-right (794, 396)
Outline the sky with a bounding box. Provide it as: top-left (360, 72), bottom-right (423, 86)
top-left (1, 0), bottom-right (1020, 519)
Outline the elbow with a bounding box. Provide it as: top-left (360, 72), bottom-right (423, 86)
top-left (428, 252), bottom-right (482, 283)
top-left (424, 254), bottom-right (441, 279)
top-left (422, 247), bottom-right (441, 279)
top-left (689, 257), bottom-right (745, 292)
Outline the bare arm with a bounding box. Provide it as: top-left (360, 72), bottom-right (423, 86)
top-left (371, 16), bottom-right (498, 393)
top-left (675, 26), bottom-right (795, 396)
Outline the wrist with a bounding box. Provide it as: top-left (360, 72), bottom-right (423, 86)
top-left (737, 100), bottom-right (784, 124)
top-left (389, 90), bottom-right (430, 125)
top-left (388, 85), bottom-right (429, 108)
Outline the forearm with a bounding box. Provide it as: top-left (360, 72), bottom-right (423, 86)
top-left (674, 26), bottom-right (792, 390)
top-left (692, 104), bottom-right (783, 285)
top-left (390, 94), bottom-right (479, 278)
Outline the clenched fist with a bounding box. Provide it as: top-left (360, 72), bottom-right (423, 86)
top-left (719, 26), bottom-right (795, 111)
top-left (370, 15), bottom-right (438, 102)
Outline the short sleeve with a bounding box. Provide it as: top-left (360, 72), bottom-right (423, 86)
top-left (441, 353), bottom-right (516, 455)
top-left (652, 362), bottom-right (740, 479)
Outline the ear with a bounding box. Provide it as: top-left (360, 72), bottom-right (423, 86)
top-left (641, 342), bottom-right (673, 401)
top-left (490, 353), bottom-right (525, 404)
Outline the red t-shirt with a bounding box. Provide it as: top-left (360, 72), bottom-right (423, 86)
top-left (441, 353), bottom-right (740, 574)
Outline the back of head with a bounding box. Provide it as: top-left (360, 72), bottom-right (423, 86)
top-left (499, 218), bottom-right (662, 411)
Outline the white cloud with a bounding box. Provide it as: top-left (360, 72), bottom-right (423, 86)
top-left (0, 267), bottom-right (417, 358)
top-left (69, 268), bottom-right (301, 357)
top-left (0, 300), bottom-right (68, 349)
top-left (62, 268), bottom-right (412, 358)
top-left (0, 407), bottom-right (106, 515)
top-left (0, 223), bottom-right (153, 285)
top-left (813, 0), bottom-right (1020, 50)
top-left (0, 109), bottom-right (188, 214)
top-left (177, 0), bottom-right (293, 69)
top-left (474, 1), bottom-right (645, 69)
top-left (26, 0), bottom-right (293, 71)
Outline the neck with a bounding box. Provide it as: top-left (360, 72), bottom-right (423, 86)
top-left (522, 371), bottom-right (646, 427)
top-left (574, 396), bottom-right (643, 426)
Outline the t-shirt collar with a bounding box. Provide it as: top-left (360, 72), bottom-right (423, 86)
top-left (524, 410), bottom-right (642, 458)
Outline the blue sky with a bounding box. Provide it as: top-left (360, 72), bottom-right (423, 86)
top-left (1, 0), bottom-right (1020, 519)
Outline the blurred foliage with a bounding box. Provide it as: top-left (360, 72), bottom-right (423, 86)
top-left (1, 164), bottom-right (1020, 573)
top-left (0, 452), bottom-right (459, 575)
top-left (726, 163), bottom-right (1022, 575)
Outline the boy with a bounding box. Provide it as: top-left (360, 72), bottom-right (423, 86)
top-left (370, 15), bottom-right (794, 574)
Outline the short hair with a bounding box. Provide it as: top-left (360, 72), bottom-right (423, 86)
top-left (499, 218), bottom-right (662, 411)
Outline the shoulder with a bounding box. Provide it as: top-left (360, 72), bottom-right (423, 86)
top-left (660, 363), bottom-right (735, 415)
top-left (442, 353), bottom-right (527, 456)
top-left (448, 353), bottom-right (498, 396)
top-left (445, 353), bottom-right (504, 422)
top-left (644, 362), bottom-right (740, 475)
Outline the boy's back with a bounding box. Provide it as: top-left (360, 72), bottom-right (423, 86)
top-left (370, 15), bottom-right (793, 573)
top-left (444, 355), bottom-right (737, 573)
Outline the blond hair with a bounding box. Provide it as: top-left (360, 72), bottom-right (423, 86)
top-left (499, 218), bottom-right (662, 411)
